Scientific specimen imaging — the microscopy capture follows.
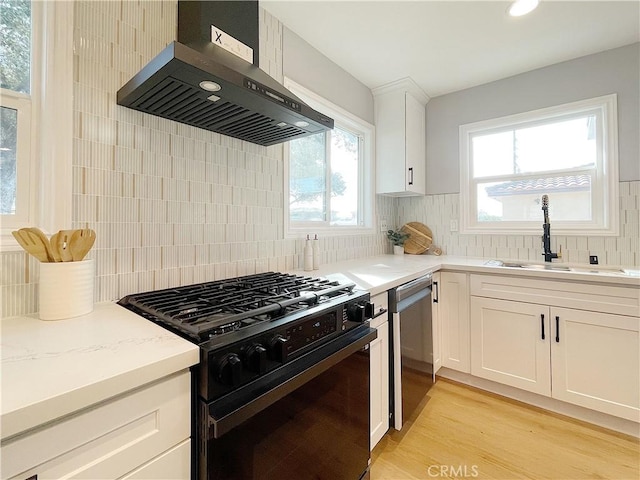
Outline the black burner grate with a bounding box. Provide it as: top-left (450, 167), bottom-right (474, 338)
top-left (118, 272), bottom-right (354, 342)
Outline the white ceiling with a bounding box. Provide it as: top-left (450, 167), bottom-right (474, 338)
top-left (262, 0), bottom-right (640, 98)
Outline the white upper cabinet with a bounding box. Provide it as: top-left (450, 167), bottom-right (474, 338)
top-left (373, 78), bottom-right (429, 196)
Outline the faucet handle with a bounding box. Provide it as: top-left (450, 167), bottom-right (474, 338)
top-left (557, 245), bottom-right (562, 259)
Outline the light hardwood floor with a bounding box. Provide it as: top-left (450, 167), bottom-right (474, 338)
top-left (371, 377), bottom-right (639, 480)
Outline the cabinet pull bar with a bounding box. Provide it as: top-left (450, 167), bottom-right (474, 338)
top-left (433, 281), bottom-right (439, 303)
top-left (555, 316), bottom-right (560, 343)
top-left (408, 167), bottom-right (414, 185)
top-left (541, 314), bottom-right (545, 340)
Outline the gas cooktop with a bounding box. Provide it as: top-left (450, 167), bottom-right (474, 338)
top-left (118, 272), bottom-right (358, 344)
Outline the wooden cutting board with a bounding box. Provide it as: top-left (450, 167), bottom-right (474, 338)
top-left (401, 222), bottom-right (433, 255)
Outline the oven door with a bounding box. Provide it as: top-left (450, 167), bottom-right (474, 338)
top-left (199, 325), bottom-right (377, 480)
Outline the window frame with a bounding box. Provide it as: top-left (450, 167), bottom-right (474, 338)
top-left (0, 0), bottom-right (73, 248)
top-left (1, 91), bottom-right (32, 221)
top-left (459, 94), bottom-right (619, 236)
top-left (283, 78), bottom-right (375, 237)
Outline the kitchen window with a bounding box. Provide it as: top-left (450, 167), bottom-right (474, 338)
top-left (284, 79), bottom-right (375, 236)
top-left (0, 0), bottom-right (73, 245)
top-left (459, 94), bottom-right (619, 235)
top-left (1, 0), bottom-right (33, 224)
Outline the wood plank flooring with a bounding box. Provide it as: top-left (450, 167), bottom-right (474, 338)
top-left (371, 378), bottom-right (639, 480)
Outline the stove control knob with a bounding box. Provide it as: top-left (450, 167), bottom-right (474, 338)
top-left (245, 344), bottom-right (268, 374)
top-left (217, 353), bottom-right (243, 386)
top-left (347, 303), bottom-right (367, 323)
top-left (268, 335), bottom-right (288, 362)
top-left (364, 301), bottom-right (375, 319)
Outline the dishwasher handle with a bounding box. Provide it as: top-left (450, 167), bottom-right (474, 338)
top-left (394, 274), bottom-right (432, 302)
top-left (389, 274), bottom-right (432, 312)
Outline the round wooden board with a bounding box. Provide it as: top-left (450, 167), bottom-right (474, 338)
top-left (401, 222), bottom-right (433, 255)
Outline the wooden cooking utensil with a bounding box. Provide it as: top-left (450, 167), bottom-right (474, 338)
top-left (56, 229), bottom-right (76, 262)
top-left (49, 231), bottom-right (63, 262)
top-left (70, 228), bottom-right (96, 261)
top-left (25, 227), bottom-right (55, 262)
top-left (12, 229), bottom-right (50, 262)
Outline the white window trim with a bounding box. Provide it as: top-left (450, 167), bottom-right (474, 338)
top-left (459, 94), bottom-right (619, 236)
top-left (1, 0), bottom-right (73, 249)
top-left (283, 78), bottom-right (376, 238)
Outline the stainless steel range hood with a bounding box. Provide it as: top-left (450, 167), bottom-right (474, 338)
top-left (116, 1), bottom-right (333, 147)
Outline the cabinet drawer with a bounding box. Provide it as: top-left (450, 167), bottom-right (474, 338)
top-left (3, 371), bottom-right (191, 480)
top-left (122, 439), bottom-right (191, 479)
top-left (470, 274), bottom-right (640, 317)
top-left (370, 292), bottom-right (389, 329)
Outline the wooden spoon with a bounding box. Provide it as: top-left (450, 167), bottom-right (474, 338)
top-left (49, 231), bottom-right (62, 262)
top-left (12, 229), bottom-right (50, 262)
top-left (70, 228), bottom-right (96, 261)
top-left (25, 227), bottom-right (55, 262)
top-left (56, 229), bottom-right (76, 262)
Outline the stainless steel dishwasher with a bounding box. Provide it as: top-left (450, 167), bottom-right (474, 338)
top-left (389, 273), bottom-right (434, 430)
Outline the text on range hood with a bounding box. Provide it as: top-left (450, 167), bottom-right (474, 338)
top-left (116, 1), bottom-right (333, 147)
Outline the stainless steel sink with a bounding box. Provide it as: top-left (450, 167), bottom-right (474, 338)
top-left (569, 266), bottom-right (630, 275)
top-left (501, 262), bottom-right (571, 271)
top-left (485, 260), bottom-right (630, 275)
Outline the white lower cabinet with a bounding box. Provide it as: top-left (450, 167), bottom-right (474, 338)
top-left (551, 307), bottom-right (639, 421)
top-left (369, 292), bottom-right (389, 450)
top-left (431, 272), bottom-right (442, 374)
top-left (122, 439), bottom-right (191, 479)
top-left (470, 297), bottom-right (551, 396)
top-left (470, 274), bottom-right (640, 421)
top-left (3, 371), bottom-right (192, 480)
top-left (439, 272), bottom-right (470, 372)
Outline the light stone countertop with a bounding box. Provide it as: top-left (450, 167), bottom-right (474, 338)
top-left (299, 254), bottom-right (640, 296)
top-left (0, 302), bottom-right (199, 441)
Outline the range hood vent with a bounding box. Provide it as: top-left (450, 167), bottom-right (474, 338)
top-left (116, 1), bottom-right (333, 146)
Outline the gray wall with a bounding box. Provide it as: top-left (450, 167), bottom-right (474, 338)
top-left (282, 28), bottom-right (375, 124)
top-left (426, 42), bottom-right (640, 194)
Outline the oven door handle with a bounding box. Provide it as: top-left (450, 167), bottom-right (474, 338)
top-left (207, 325), bottom-right (377, 439)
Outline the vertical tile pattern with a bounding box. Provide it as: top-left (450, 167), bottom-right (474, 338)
top-left (1, 2), bottom-right (390, 317)
top-left (397, 181), bottom-right (640, 267)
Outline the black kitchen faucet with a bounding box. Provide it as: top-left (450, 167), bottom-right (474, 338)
top-left (541, 195), bottom-right (561, 262)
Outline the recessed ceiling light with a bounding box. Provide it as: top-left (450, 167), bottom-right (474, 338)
top-left (199, 80), bottom-right (221, 92)
top-left (508, 0), bottom-right (539, 17)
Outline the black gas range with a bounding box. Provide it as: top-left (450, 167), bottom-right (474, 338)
top-left (119, 271), bottom-right (376, 480)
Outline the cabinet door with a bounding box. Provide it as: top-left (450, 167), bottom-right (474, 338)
top-left (432, 272), bottom-right (441, 374)
top-left (3, 372), bottom-right (191, 480)
top-left (370, 320), bottom-right (390, 449)
top-left (405, 92), bottom-right (425, 195)
top-left (551, 307), bottom-right (640, 421)
top-left (375, 89), bottom-right (407, 194)
top-left (122, 439), bottom-right (191, 479)
top-left (470, 297), bottom-right (551, 396)
top-left (440, 272), bottom-right (470, 372)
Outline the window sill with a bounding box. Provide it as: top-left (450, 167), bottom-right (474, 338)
top-left (286, 225), bottom-right (376, 239)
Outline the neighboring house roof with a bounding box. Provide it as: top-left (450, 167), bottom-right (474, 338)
top-left (485, 174), bottom-right (591, 197)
